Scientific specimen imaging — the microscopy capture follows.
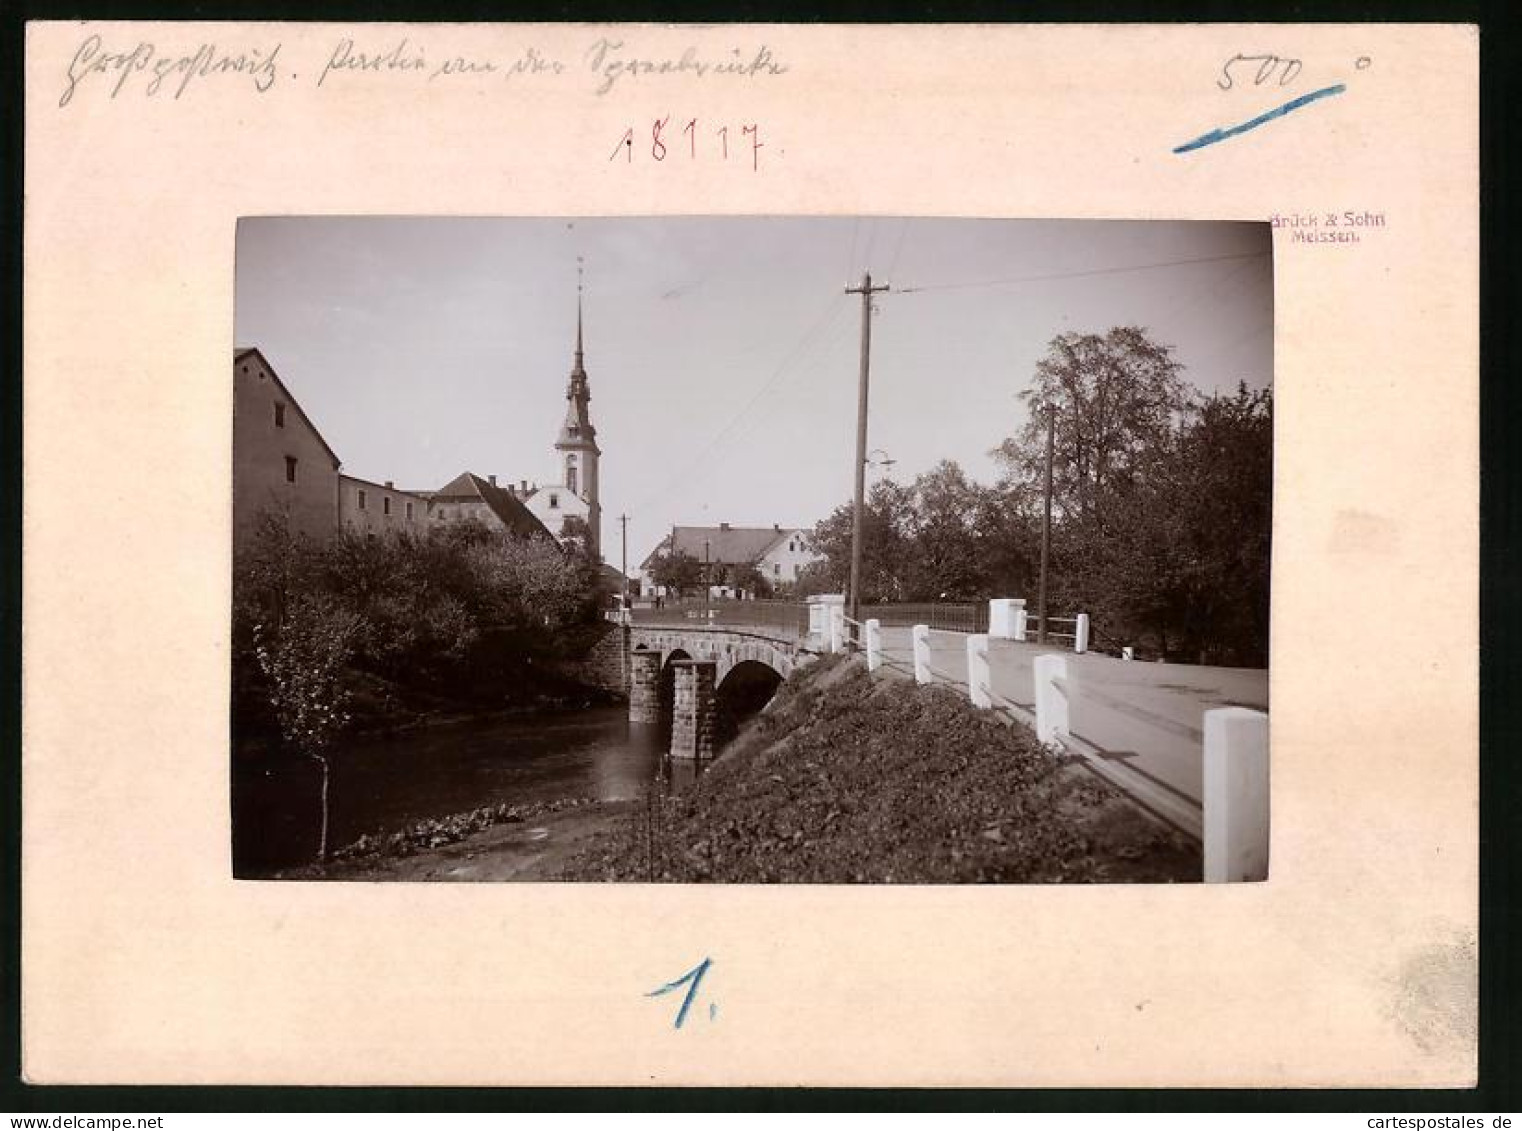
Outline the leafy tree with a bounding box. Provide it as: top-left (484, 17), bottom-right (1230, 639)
top-left (730, 562), bottom-right (774, 599)
top-left (995, 327), bottom-right (1188, 527)
top-left (1152, 382), bottom-right (1272, 663)
top-left (897, 461), bottom-right (994, 599)
top-left (252, 594), bottom-right (360, 859)
top-left (802, 467), bottom-right (1035, 603)
top-left (991, 326), bottom-right (1270, 662)
top-left (648, 547), bottom-right (705, 598)
top-left (803, 479), bottom-right (914, 601)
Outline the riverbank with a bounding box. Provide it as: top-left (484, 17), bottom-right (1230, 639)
top-left (233, 701), bottom-right (661, 876)
top-left (271, 797), bottom-right (624, 881)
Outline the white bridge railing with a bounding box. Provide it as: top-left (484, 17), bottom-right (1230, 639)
top-left (859, 595), bottom-right (1270, 885)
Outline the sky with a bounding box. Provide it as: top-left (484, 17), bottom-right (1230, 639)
top-left (236, 216), bottom-right (1273, 568)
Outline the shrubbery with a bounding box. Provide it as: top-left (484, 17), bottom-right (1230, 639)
top-left (233, 515), bottom-right (603, 740)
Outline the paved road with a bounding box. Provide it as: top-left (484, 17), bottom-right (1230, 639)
top-left (631, 613), bottom-right (1267, 838)
top-left (872, 626), bottom-right (1267, 829)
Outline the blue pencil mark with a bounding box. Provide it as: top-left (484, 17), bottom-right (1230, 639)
top-left (1173, 83), bottom-right (1347, 154)
top-left (647, 956), bottom-right (713, 1029)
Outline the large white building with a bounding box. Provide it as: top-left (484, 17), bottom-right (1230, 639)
top-left (639, 523), bottom-right (821, 598)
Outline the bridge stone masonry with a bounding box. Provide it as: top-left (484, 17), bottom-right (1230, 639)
top-left (623, 624), bottom-right (809, 762)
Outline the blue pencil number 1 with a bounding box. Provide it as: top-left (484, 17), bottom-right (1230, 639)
top-left (647, 957), bottom-right (714, 1029)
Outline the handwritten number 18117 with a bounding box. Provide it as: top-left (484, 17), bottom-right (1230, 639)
top-left (611, 120), bottom-right (764, 170)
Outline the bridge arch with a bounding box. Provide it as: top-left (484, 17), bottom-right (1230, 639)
top-left (715, 659), bottom-right (786, 743)
top-left (627, 626), bottom-right (809, 756)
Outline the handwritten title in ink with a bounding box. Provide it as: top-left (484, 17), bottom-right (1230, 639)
top-left (57, 32), bottom-right (790, 106)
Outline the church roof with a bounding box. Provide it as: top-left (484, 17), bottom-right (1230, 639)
top-left (557, 287), bottom-right (598, 451)
top-left (641, 525), bottom-right (801, 570)
top-left (432, 471), bottom-right (555, 541)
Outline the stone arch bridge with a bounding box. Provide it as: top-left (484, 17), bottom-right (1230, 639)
top-left (624, 625), bottom-right (811, 762)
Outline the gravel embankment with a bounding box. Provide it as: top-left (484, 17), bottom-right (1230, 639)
top-left (554, 655), bottom-right (1201, 884)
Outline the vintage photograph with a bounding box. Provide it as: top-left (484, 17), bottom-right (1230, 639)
top-left (231, 216), bottom-right (1273, 884)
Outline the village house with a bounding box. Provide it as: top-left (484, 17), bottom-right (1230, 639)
top-left (233, 348), bottom-right (557, 554)
top-left (639, 523), bottom-right (821, 599)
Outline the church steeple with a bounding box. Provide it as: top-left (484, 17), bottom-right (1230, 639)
top-left (574, 285), bottom-right (584, 370)
top-left (559, 278), bottom-right (596, 450)
top-left (552, 264), bottom-right (601, 559)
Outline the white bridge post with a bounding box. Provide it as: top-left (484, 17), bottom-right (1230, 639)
top-left (966, 634), bottom-right (991, 708)
top-left (1013, 607), bottom-right (1028, 643)
top-left (807, 602), bottom-right (826, 643)
top-left (1033, 654), bottom-right (1069, 745)
top-left (911, 624), bottom-right (932, 684)
top-left (1203, 707), bottom-right (1271, 883)
top-left (1074, 613), bottom-right (1090, 655)
top-left (828, 604), bottom-right (845, 653)
top-left (988, 598), bottom-right (1026, 640)
top-left (865, 618), bottom-right (882, 672)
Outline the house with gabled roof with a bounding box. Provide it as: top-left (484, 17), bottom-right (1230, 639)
top-left (234, 349), bottom-right (555, 553)
top-left (638, 522), bottom-right (821, 598)
top-left (235, 284), bottom-right (598, 558)
top-left (412, 471), bottom-right (554, 542)
top-left (233, 347), bottom-right (343, 550)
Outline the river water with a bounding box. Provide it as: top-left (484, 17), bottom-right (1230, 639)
top-left (232, 706), bottom-right (691, 874)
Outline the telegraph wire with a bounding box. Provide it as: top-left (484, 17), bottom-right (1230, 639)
top-left (630, 294), bottom-right (851, 514)
top-left (715, 297), bottom-right (858, 455)
top-left (896, 250), bottom-right (1268, 295)
top-left (885, 217), bottom-right (910, 280)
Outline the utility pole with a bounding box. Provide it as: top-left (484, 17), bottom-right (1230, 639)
top-left (845, 271), bottom-right (890, 627)
top-left (1038, 404), bottom-right (1055, 645)
top-left (619, 513), bottom-right (629, 615)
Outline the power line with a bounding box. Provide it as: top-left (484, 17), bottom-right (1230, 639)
top-left (896, 250), bottom-right (1268, 295)
top-left (886, 217), bottom-right (910, 279)
top-left (716, 305), bottom-right (856, 454)
top-left (844, 217), bottom-right (862, 283)
top-left (630, 295), bottom-right (850, 513)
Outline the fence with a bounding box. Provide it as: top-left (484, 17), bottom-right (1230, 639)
top-left (630, 598), bottom-right (810, 638)
top-left (858, 602), bottom-right (988, 633)
top-left (859, 601), bottom-right (1268, 884)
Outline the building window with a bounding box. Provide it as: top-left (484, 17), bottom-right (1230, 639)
top-left (284, 456), bottom-right (297, 483)
top-left (406, 501), bottom-right (414, 520)
top-left (549, 493), bottom-right (559, 509)
top-left (383, 496), bottom-right (391, 516)
top-left (358, 489), bottom-right (367, 511)
top-left (274, 402), bottom-right (286, 428)
top-left (774, 563), bottom-right (781, 576)
top-left (793, 563), bottom-right (800, 578)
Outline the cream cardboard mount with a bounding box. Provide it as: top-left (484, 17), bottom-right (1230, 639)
top-left (21, 22), bottom-right (1477, 1087)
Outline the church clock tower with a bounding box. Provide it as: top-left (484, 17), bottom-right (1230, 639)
top-left (554, 286), bottom-right (601, 558)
